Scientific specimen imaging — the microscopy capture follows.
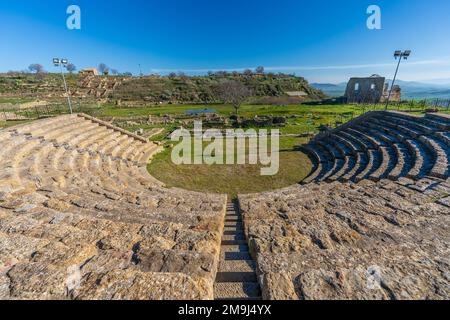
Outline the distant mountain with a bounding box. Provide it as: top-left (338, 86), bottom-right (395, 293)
top-left (311, 80), bottom-right (450, 100)
top-left (387, 80), bottom-right (450, 100)
top-left (419, 78), bottom-right (450, 86)
top-left (310, 83), bottom-right (347, 97)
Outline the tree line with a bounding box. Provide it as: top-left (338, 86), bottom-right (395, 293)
top-left (20, 62), bottom-right (132, 76)
top-left (17, 64), bottom-right (273, 78)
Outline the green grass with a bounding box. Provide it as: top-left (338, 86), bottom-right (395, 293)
top-left (0, 120), bottom-right (33, 129)
top-left (3, 101), bottom-right (447, 195)
top-left (148, 136), bottom-right (312, 197)
top-left (98, 103), bottom-right (364, 118)
top-left (0, 97), bottom-right (34, 105)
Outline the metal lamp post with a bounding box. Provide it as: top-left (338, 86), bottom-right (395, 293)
top-left (385, 50), bottom-right (411, 111)
top-left (53, 58), bottom-right (73, 114)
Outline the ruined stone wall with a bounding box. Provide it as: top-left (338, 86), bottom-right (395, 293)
top-left (380, 84), bottom-right (402, 103)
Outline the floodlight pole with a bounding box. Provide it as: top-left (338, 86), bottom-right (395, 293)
top-left (59, 63), bottom-right (73, 114)
top-left (385, 50), bottom-right (410, 111)
top-left (54, 58), bottom-right (73, 114)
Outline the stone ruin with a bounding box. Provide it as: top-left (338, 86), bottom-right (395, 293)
top-left (345, 74), bottom-right (401, 104)
top-left (241, 116), bottom-right (287, 127)
top-left (79, 68), bottom-right (99, 76)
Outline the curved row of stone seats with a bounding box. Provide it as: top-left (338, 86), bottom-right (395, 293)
top-left (12, 114), bottom-right (160, 167)
top-left (0, 115), bottom-right (227, 300)
top-left (367, 116), bottom-right (446, 179)
top-left (238, 177), bottom-right (450, 300)
top-left (303, 111), bottom-right (449, 183)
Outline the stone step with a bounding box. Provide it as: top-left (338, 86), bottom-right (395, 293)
top-left (221, 244), bottom-right (249, 252)
top-left (419, 135), bottom-right (449, 179)
top-left (82, 130), bottom-right (120, 150)
top-left (323, 158), bottom-right (345, 181)
top-left (384, 115), bottom-right (433, 135)
top-left (334, 131), bottom-right (365, 152)
top-left (216, 271), bottom-right (257, 283)
top-left (222, 239), bottom-right (247, 246)
top-left (225, 216), bottom-right (242, 223)
top-left (224, 221), bottom-right (244, 228)
top-left (355, 150), bottom-right (376, 181)
top-left (405, 139), bottom-right (429, 179)
top-left (389, 144), bottom-right (409, 179)
top-left (369, 147), bottom-right (394, 181)
top-left (222, 233), bottom-right (246, 241)
top-left (434, 132), bottom-right (450, 147)
top-left (327, 156), bottom-right (351, 181)
top-left (223, 229), bottom-right (244, 236)
top-left (218, 259), bottom-right (256, 273)
top-left (214, 282), bottom-right (261, 300)
top-left (221, 251), bottom-right (252, 261)
top-left (137, 144), bottom-right (160, 163)
top-left (425, 113), bottom-right (450, 125)
top-left (225, 221), bottom-right (244, 226)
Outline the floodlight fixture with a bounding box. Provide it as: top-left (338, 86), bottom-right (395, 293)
top-left (61, 59), bottom-right (68, 65)
top-left (53, 58), bottom-right (60, 66)
top-left (385, 50), bottom-right (412, 110)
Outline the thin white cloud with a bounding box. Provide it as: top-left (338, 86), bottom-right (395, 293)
top-left (149, 59), bottom-right (448, 74)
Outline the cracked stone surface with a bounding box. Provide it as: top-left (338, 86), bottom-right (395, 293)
top-left (239, 179), bottom-right (450, 300)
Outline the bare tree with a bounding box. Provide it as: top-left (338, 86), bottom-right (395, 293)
top-left (111, 69), bottom-right (119, 75)
top-left (28, 64), bottom-right (44, 74)
top-left (66, 63), bottom-right (76, 74)
top-left (215, 80), bottom-right (252, 115)
top-left (215, 71), bottom-right (228, 77)
top-left (122, 72), bottom-right (133, 76)
top-left (98, 63), bottom-right (109, 75)
top-left (243, 69), bottom-right (253, 76)
top-left (255, 66), bottom-right (265, 74)
top-left (177, 71), bottom-right (188, 79)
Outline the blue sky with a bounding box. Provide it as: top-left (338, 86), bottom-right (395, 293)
top-left (1, 0), bottom-right (450, 83)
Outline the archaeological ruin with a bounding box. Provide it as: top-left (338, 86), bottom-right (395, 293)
top-left (345, 74), bottom-right (401, 104)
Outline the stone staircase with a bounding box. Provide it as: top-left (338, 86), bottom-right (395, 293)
top-left (0, 114), bottom-right (227, 300)
top-left (214, 201), bottom-right (261, 300)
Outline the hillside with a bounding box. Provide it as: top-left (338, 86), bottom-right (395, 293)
top-left (0, 72), bottom-right (326, 104)
top-left (310, 83), bottom-right (347, 97)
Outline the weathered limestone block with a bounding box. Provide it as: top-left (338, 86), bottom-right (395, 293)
top-left (73, 270), bottom-right (208, 300)
top-left (7, 262), bottom-right (69, 299)
top-left (44, 198), bottom-right (71, 212)
top-left (133, 248), bottom-right (216, 280)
